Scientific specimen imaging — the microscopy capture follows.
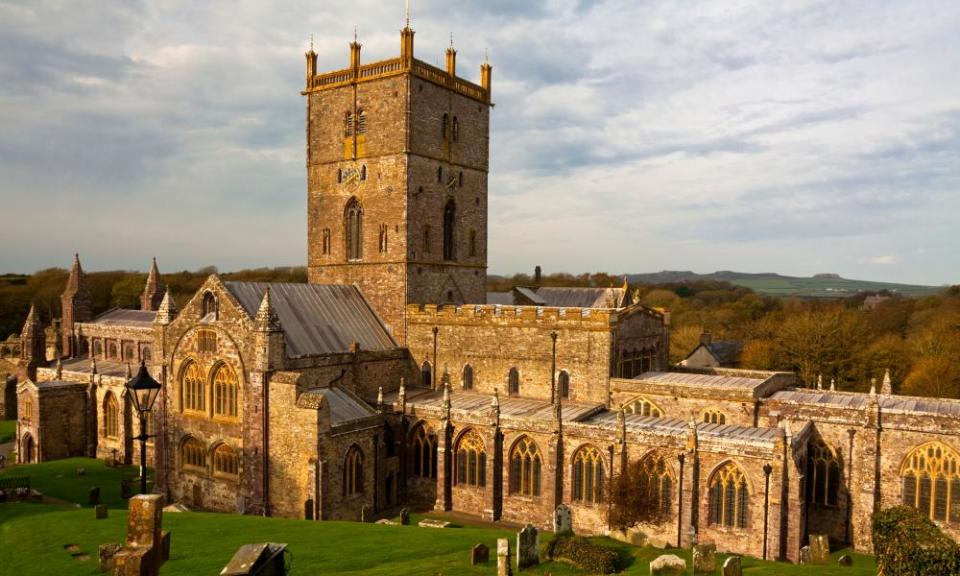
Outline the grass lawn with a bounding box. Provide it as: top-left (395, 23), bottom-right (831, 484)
top-left (0, 458), bottom-right (877, 575)
top-left (0, 419), bottom-right (14, 443)
top-left (0, 457), bottom-right (145, 508)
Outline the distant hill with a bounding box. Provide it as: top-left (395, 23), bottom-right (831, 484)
top-left (625, 270), bottom-right (942, 298)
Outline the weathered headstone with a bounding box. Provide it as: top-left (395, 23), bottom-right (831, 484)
top-left (809, 534), bottom-right (830, 565)
top-left (516, 524), bottom-right (539, 570)
top-left (89, 486), bottom-right (101, 506)
top-left (472, 543), bottom-right (489, 565)
top-left (375, 518), bottom-right (398, 525)
top-left (399, 507), bottom-right (410, 525)
top-left (110, 494), bottom-right (169, 576)
top-left (838, 554), bottom-right (853, 567)
top-left (721, 556), bottom-right (742, 576)
top-left (98, 543), bottom-right (122, 572)
top-left (798, 545), bottom-right (812, 565)
top-left (220, 543), bottom-right (287, 576)
top-left (360, 505), bottom-right (372, 523)
top-left (418, 518), bottom-right (451, 528)
top-left (497, 538), bottom-right (512, 576)
top-left (692, 543), bottom-right (717, 575)
top-left (95, 504), bottom-right (108, 520)
top-left (553, 504), bottom-right (572, 534)
top-left (77, 467), bottom-right (86, 476)
top-left (649, 554), bottom-right (686, 576)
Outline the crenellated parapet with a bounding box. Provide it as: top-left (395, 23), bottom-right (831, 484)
top-left (406, 302), bottom-right (620, 331)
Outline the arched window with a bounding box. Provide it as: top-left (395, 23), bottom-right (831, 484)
top-left (356, 108), bottom-right (366, 134)
top-left (213, 444), bottom-right (239, 478)
top-left (22, 397), bottom-right (32, 422)
top-left (107, 341), bottom-right (118, 360)
top-left (462, 365), bottom-right (474, 390)
top-left (212, 364), bottom-right (239, 418)
top-left (455, 429), bottom-right (487, 487)
top-left (104, 392), bottom-right (120, 438)
top-left (458, 171), bottom-right (463, 187)
top-left (637, 452), bottom-right (673, 517)
top-left (344, 111), bottom-right (354, 136)
top-left (410, 424), bottom-right (437, 479)
top-left (441, 113), bottom-right (449, 140)
top-left (559, 370), bottom-right (570, 399)
top-left (421, 361), bottom-right (432, 388)
top-left (360, 165), bottom-right (367, 180)
top-left (508, 367), bottom-right (520, 396)
top-left (572, 445), bottom-right (605, 504)
top-left (807, 439), bottom-right (841, 507)
top-left (202, 292), bottom-right (218, 320)
top-left (93, 340), bottom-right (103, 358)
top-left (123, 343), bottom-right (135, 362)
top-left (509, 436), bottom-right (542, 497)
top-left (337, 168), bottom-right (343, 183)
top-left (452, 116), bottom-right (459, 141)
top-left (182, 437), bottom-right (205, 471)
top-left (469, 230), bottom-right (477, 257)
top-left (443, 200), bottom-right (456, 261)
top-left (141, 347), bottom-right (152, 363)
top-left (181, 361), bottom-right (205, 413)
top-left (901, 442), bottom-right (960, 524)
top-left (378, 224), bottom-right (388, 253)
top-left (623, 396), bottom-right (663, 418)
top-left (322, 228), bottom-right (331, 254)
top-left (708, 462), bottom-right (749, 529)
top-left (345, 197), bottom-right (363, 261)
top-left (702, 409), bottom-right (727, 425)
top-left (437, 165), bottom-right (443, 183)
top-left (344, 445), bottom-right (364, 496)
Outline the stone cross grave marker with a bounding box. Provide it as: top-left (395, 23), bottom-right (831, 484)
top-left (692, 542), bottom-right (716, 575)
top-left (553, 504), bottom-right (572, 533)
top-left (471, 543), bottom-right (489, 565)
top-left (497, 538), bottom-right (512, 576)
top-left (721, 556), bottom-right (742, 576)
top-left (109, 494), bottom-right (170, 576)
top-left (516, 524), bottom-right (539, 570)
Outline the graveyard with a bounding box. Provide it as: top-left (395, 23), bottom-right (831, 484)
top-left (0, 457), bottom-right (876, 575)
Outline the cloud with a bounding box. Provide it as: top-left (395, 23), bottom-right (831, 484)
top-left (0, 0), bottom-right (958, 286)
top-left (869, 255), bottom-right (900, 265)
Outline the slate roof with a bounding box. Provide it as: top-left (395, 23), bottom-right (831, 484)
top-left (223, 282), bottom-right (396, 358)
top-left (90, 308), bottom-right (157, 327)
top-left (634, 371), bottom-right (768, 391)
top-left (703, 341), bottom-right (743, 365)
top-left (323, 387), bottom-right (376, 426)
top-left (403, 389), bottom-right (605, 422)
top-left (533, 286), bottom-right (625, 308)
top-left (486, 292), bottom-right (514, 305)
top-left (769, 389), bottom-right (960, 417)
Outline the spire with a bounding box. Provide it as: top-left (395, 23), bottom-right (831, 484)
top-left (140, 257), bottom-right (166, 311)
top-left (881, 369), bottom-right (893, 395)
top-left (61, 253), bottom-right (93, 358)
top-left (445, 33), bottom-right (457, 76)
top-left (255, 288), bottom-right (282, 332)
top-left (20, 303), bottom-right (45, 366)
top-left (480, 49), bottom-right (493, 101)
top-left (405, 0), bottom-right (411, 29)
top-left (154, 287), bottom-right (178, 325)
top-left (65, 253), bottom-right (85, 294)
top-left (869, 378), bottom-right (877, 397)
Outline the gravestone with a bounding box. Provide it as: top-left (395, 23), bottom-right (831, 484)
top-left (692, 543), bottom-right (717, 575)
top-left (472, 543), bottom-right (489, 565)
top-left (418, 518), bottom-right (451, 528)
top-left (838, 554), bottom-right (853, 567)
top-left (220, 543), bottom-right (288, 576)
top-left (360, 505), bottom-right (372, 523)
top-left (95, 504), bottom-right (108, 520)
top-left (497, 538), bottom-right (512, 576)
top-left (399, 507), bottom-right (410, 525)
top-left (553, 504), bottom-right (572, 534)
top-left (375, 519), bottom-right (398, 525)
top-left (89, 486), bottom-right (101, 506)
top-left (649, 554), bottom-right (686, 576)
top-left (809, 533), bottom-right (830, 565)
top-left (98, 543), bottom-right (122, 572)
top-left (77, 467), bottom-right (86, 476)
top-left (110, 494), bottom-right (170, 576)
top-left (798, 545), bottom-right (812, 565)
top-left (516, 524), bottom-right (539, 570)
top-left (721, 556), bottom-right (742, 576)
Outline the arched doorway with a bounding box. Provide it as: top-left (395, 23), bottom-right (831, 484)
top-left (21, 433), bottom-right (35, 463)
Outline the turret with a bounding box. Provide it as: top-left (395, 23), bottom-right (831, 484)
top-left (350, 33), bottom-right (361, 71)
top-left (305, 34), bottom-right (318, 85)
top-left (445, 37), bottom-right (457, 76)
top-left (254, 288), bottom-right (285, 371)
top-left (154, 288), bottom-right (178, 326)
top-left (61, 253), bottom-right (93, 358)
top-left (480, 52), bottom-right (492, 100)
top-left (19, 303), bottom-right (46, 381)
top-left (140, 257), bottom-right (166, 312)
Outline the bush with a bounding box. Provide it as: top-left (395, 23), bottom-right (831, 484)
top-left (546, 534), bottom-right (621, 575)
top-left (872, 506), bottom-right (960, 576)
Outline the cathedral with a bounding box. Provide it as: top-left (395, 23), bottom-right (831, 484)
top-left (10, 23), bottom-right (960, 565)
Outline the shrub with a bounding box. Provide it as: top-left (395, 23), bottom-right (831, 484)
top-left (546, 535), bottom-right (621, 575)
top-left (872, 506), bottom-right (960, 576)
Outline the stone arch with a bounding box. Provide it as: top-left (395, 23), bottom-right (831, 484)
top-left (623, 396), bottom-right (663, 418)
top-left (454, 428), bottom-right (486, 487)
top-left (571, 443), bottom-right (605, 504)
top-left (508, 434), bottom-right (542, 497)
top-left (706, 460), bottom-right (750, 529)
top-left (344, 197), bottom-right (364, 261)
top-left (211, 442), bottom-right (240, 479)
top-left (343, 444), bottom-right (364, 496)
top-left (409, 421), bottom-right (437, 479)
top-left (20, 432), bottom-right (35, 463)
top-left (634, 450), bottom-right (675, 518)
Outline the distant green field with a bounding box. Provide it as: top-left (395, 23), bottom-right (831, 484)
top-left (0, 457), bottom-right (876, 575)
top-left (0, 419), bottom-right (15, 444)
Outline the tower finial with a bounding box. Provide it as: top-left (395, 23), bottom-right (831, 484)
top-left (484, 48), bottom-right (489, 64)
top-left (405, 0), bottom-right (410, 28)
top-left (310, 33), bottom-right (314, 52)
top-left (450, 32), bottom-right (454, 48)
top-left (354, 26), bottom-right (358, 43)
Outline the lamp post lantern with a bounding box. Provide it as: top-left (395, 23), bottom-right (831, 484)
top-left (125, 360), bottom-right (161, 495)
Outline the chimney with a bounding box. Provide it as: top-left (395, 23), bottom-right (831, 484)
top-left (534, 265), bottom-right (542, 285)
top-left (700, 331), bottom-right (712, 346)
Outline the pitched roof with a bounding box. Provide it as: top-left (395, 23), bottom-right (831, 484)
top-left (486, 292), bottom-right (513, 305)
top-left (91, 308), bottom-right (157, 327)
top-left (223, 282), bottom-right (396, 358)
top-left (532, 286), bottom-right (625, 308)
top-left (702, 341), bottom-right (743, 365)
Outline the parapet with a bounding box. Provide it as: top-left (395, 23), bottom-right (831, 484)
top-left (406, 302), bottom-right (618, 329)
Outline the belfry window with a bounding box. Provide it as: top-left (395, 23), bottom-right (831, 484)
top-left (559, 370), bottom-right (570, 399)
top-left (344, 111), bottom-right (354, 137)
top-left (708, 462), bottom-right (749, 529)
top-left (572, 445), bottom-right (604, 503)
top-left (345, 197), bottom-right (364, 261)
top-left (442, 113), bottom-right (449, 140)
top-left (508, 367), bottom-right (520, 396)
top-left (443, 199), bottom-right (456, 261)
top-left (356, 108), bottom-right (366, 134)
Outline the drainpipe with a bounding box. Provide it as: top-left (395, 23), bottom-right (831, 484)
top-left (677, 452), bottom-right (685, 548)
top-left (762, 463), bottom-right (773, 560)
top-left (432, 326), bottom-right (438, 390)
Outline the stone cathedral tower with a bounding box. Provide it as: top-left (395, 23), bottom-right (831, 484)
top-left (304, 24), bottom-right (492, 342)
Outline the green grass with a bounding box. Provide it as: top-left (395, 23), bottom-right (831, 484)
top-left (0, 419), bottom-right (14, 444)
top-left (0, 459), bottom-right (877, 575)
top-left (0, 457), bottom-right (145, 508)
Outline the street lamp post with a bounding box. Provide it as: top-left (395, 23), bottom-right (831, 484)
top-left (125, 361), bottom-right (161, 495)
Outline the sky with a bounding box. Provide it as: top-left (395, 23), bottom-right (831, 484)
top-left (0, 0), bottom-right (958, 285)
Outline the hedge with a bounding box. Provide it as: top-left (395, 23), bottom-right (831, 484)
top-left (545, 534), bottom-right (621, 575)
top-left (872, 506), bottom-right (960, 576)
